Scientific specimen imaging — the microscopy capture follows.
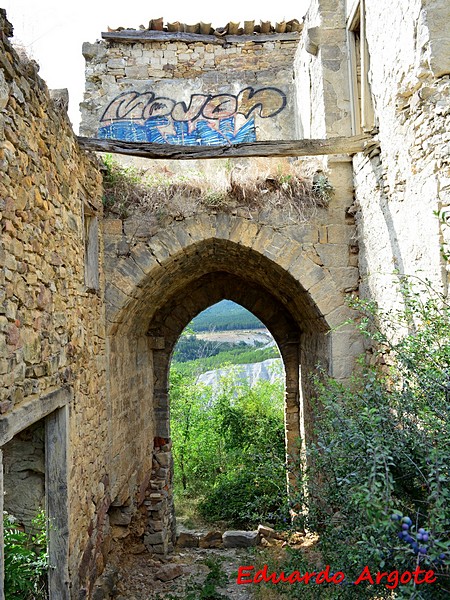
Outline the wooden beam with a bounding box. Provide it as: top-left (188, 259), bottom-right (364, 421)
top-left (101, 30), bottom-right (300, 45)
top-left (77, 135), bottom-right (372, 160)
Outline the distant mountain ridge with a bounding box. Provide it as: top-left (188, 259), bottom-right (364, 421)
top-left (191, 300), bottom-right (265, 332)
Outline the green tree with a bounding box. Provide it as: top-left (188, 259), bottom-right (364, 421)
top-left (170, 363), bottom-right (288, 527)
top-left (170, 368), bottom-right (217, 492)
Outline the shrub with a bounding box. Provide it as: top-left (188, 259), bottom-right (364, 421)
top-left (4, 510), bottom-right (48, 599)
top-left (289, 279), bottom-right (450, 598)
top-left (101, 154), bottom-right (329, 223)
top-left (170, 366), bottom-right (288, 527)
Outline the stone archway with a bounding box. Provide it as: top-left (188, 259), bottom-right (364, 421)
top-left (144, 269), bottom-right (325, 553)
top-left (103, 215), bottom-right (363, 554)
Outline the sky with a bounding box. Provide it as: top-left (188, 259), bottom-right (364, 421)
top-left (4, 0), bottom-right (309, 132)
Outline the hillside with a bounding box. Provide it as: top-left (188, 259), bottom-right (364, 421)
top-left (190, 300), bottom-right (265, 332)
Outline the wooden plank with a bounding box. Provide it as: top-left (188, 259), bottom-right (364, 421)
top-left (0, 386), bottom-right (72, 446)
top-left (46, 407), bottom-right (70, 600)
top-left (101, 30), bottom-right (300, 45)
top-left (360, 0), bottom-right (375, 132)
top-left (77, 134), bottom-right (371, 160)
top-left (84, 215), bottom-right (100, 291)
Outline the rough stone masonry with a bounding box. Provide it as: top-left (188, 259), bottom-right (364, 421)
top-left (0, 0), bottom-right (449, 598)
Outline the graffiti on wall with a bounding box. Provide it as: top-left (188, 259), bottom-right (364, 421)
top-left (98, 87), bottom-right (287, 145)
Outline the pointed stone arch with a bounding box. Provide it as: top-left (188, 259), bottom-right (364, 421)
top-left (103, 214), bottom-right (363, 552)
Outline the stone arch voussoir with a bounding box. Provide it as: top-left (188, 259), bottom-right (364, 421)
top-left (105, 214), bottom-right (350, 335)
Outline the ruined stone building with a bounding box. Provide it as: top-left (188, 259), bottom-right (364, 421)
top-left (0, 0), bottom-right (449, 597)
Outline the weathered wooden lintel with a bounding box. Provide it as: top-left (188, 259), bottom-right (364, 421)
top-left (77, 135), bottom-right (373, 160)
top-left (101, 30), bottom-right (300, 45)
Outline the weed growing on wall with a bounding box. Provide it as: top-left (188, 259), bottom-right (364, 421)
top-left (4, 509), bottom-right (48, 599)
top-left (101, 154), bottom-right (331, 223)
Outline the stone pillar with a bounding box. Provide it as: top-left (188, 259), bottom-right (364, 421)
top-left (143, 437), bottom-right (176, 555)
top-left (281, 340), bottom-right (303, 504)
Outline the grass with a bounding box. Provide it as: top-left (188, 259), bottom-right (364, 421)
top-left (174, 491), bottom-right (208, 530)
top-left (101, 155), bottom-right (333, 222)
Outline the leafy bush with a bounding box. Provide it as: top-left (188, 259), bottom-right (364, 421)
top-left (290, 279), bottom-right (450, 598)
top-left (4, 510), bottom-right (48, 599)
top-left (170, 366), bottom-right (288, 527)
top-left (101, 154), bottom-right (328, 223)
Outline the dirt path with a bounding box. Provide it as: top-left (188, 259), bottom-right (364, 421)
top-left (109, 527), bottom-right (320, 599)
top-left (113, 546), bottom-right (256, 599)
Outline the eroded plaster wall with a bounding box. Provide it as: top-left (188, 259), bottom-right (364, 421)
top-left (0, 13), bottom-right (109, 597)
top-left (3, 421), bottom-right (45, 529)
top-left (81, 33), bottom-right (299, 144)
top-left (352, 0), bottom-right (450, 305)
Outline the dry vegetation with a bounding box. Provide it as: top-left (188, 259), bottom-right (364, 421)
top-left (101, 155), bottom-right (333, 224)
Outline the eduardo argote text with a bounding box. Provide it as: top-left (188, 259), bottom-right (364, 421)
top-left (236, 564), bottom-right (436, 590)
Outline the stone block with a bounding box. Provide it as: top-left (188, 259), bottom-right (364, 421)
top-left (177, 531), bottom-right (199, 548)
top-left (111, 525), bottom-right (130, 540)
top-left (22, 330), bottom-right (41, 364)
top-left (103, 219), bottom-right (123, 236)
top-left (107, 58), bottom-right (127, 69)
top-left (315, 244), bottom-right (350, 268)
top-left (82, 41), bottom-right (107, 61)
top-left (154, 452), bottom-right (170, 467)
top-left (144, 531), bottom-right (165, 545)
top-left (308, 277), bottom-right (344, 317)
top-left (223, 530), bottom-right (259, 548)
top-left (108, 506), bottom-right (132, 526)
top-left (0, 69), bottom-right (9, 110)
top-left (326, 224), bottom-right (356, 245)
top-left (123, 216), bottom-right (158, 239)
top-left (155, 564), bottom-right (183, 581)
top-left (329, 266), bottom-right (359, 292)
top-left (286, 254), bottom-right (326, 291)
top-left (199, 530), bottom-right (223, 548)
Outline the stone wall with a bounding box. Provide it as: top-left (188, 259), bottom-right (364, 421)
top-left (102, 201), bottom-right (365, 554)
top-left (80, 33), bottom-right (300, 143)
top-left (78, 10), bottom-right (366, 560)
top-left (351, 0), bottom-right (450, 307)
top-left (6, 1), bottom-right (448, 595)
top-left (295, 0), bottom-right (352, 139)
top-left (0, 12), bottom-right (110, 597)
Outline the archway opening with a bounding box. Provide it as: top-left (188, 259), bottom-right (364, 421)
top-left (169, 299), bottom-right (288, 534)
top-left (105, 235), bottom-right (340, 557)
top-left (142, 264), bottom-right (328, 554)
